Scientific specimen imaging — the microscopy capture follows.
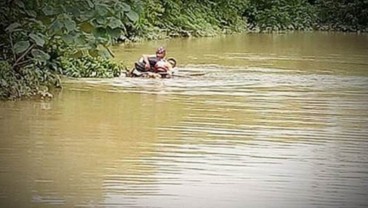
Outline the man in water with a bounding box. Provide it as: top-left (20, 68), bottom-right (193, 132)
top-left (130, 47), bottom-right (177, 78)
top-left (132, 47), bottom-right (166, 75)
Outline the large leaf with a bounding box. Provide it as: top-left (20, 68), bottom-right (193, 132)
top-left (94, 28), bottom-right (110, 44)
top-left (96, 17), bottom-right (106, 25)
top-left (107, 17), bottom-right (123, 29)
top-left (86, 0), bottom-right (94, 8)
top-left (107, 28), bottom-right (122, 38)
top-left (80, 22), bottom-right (94, 32)
top-left (49, 19), bottom-right (63, 34)
top-left (31, 49), bottom-right (50, 62)
top-left (78, 11), bottom-right (94, 22)
top-left (62, 34), bottom-right (74, 44)
top-left (96, 4), bottom-right (109, 16)
top-left (64, 18), bottom-right (77, 32)
top-left (29, 33), bottom-right (45, 47)
top-left (74, 35), bottom-right (87, 46)
top-left (14, 41), bottom-right (30, 54)
top-left (122, 3), bottom-right (131, 12)
top-left (126, 10), bottom-right (139, 22)
top-left (42, 5), bottom-right (55, 16)
top-left (5, 22), bottom-right (21, 32)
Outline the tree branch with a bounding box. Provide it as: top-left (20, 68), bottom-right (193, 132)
top-left (103, 45), bottom-right (115, 58)
top-left (12, 44), bottom-right (36, 69)
top-left (9, 33), bottom-right (16, 61)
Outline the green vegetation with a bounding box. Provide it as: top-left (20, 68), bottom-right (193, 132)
top-left (130, 0), bottom-right (248, 39)
top-left (0, 0), bottom-right (132, 99)
top-left (1, 0), bottom-right (367, 100)
top-left (244, 0), bottom-right (317, 32)
top-left (242, 0), bottom-right (367, 32)
top-left (313, 0), bottom-right (368, 32)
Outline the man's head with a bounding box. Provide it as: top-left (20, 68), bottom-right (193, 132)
top-left (156, 46), bottom-right (166, 60)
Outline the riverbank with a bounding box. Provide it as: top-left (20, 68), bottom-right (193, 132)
top-left (1, 0), bottom-right (366, 100)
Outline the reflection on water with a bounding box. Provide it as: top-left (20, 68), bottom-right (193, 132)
top-left (1, 32), bottom-right (368, 207)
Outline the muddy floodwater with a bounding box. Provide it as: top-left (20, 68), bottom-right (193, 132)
top-left (1, 32), bottom-right (368, 208)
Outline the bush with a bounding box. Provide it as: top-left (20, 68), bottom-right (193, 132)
top-left (243, 0), bottom-right (316, 32)
top-left (59, 56), bottom-right (125, 78)
top-left (0, 0), bottom-right (131, 99)
top-left (315, 0), bottom-right (368, 32)
top-left (0, 60), bottom-right (61, 100)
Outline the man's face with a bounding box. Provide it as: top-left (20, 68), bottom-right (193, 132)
top-left (156, 52), bottom-right (165, 60)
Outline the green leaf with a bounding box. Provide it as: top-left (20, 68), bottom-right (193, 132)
top-left (29, 33), bottom-right (45, 47)
top-left (107, 17), bottom-right (123, 29)
top-left (126, 10), bottom-right (139, 22)
top-left (25, 10), bottom-right (37, 18)
top-left (62, 34), bottom-right (74, 44)
top-left (94, 27), bottom-right (107, 37)
top-left (5, 22), bottom-right (21, 32)
top-left (74, 36), bottom-right (87, 46)
top-left (14, 0), bottom-right (25, 8)
top-left (122, 3), bottom-right (131, 12)
top-left (64, 18), bottom-right (77, 32)
top-left (78, 11), bottom-right (94, 22)
top-left (31, 49), bottom-right (50, 62)
top-left (96, 17), bottom-right (105, 25)
top-left (120, 24), bottom-right (127, 34)
top-left (87, 0), bottom-right (94, 8)
top-left (80, 22), bottom-right (93, 32)
top-left (49, 19), bottom-right (63, 33)
top-left (96, 4), bottom-right (109, 16)
top-left (108, 28), bottom-right (122, 38)
top-left (14, 41), bottom-right (30, 54)
top-left (0, 79), bottom-right (8, 87)
top-left (42, 5), bottom-right (55, 16)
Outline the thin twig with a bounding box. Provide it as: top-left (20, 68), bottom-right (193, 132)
top-left (103, 45), bottom-right (115, 58)
top-left (16, 59), bottom-right (32, 66)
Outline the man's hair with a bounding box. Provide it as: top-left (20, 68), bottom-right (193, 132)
top-left (156, 46), bottom-right (166, 54)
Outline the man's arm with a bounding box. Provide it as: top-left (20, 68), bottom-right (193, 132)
top-left (142, 54), bottom-right (151, 69)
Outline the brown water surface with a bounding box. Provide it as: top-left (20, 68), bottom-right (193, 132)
top-left (1, 32), bottom-right (368, 208)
